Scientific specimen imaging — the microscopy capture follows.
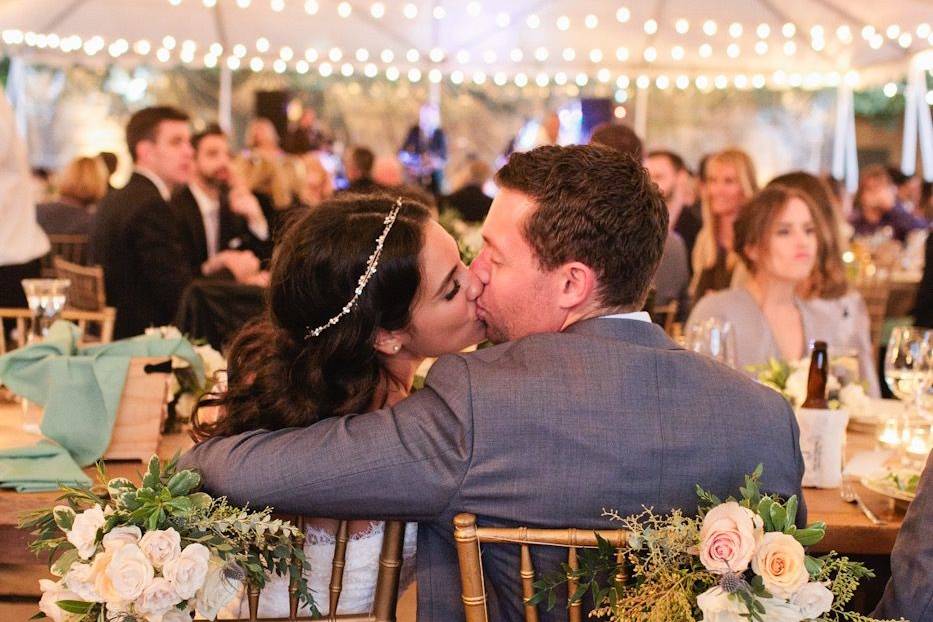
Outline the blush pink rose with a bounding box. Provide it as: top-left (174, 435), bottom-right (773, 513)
top-left (698, 501), bottom-right (764, 574)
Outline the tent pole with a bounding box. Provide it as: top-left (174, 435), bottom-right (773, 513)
top-left (901, 50), bottom-right (933, 182)
top-left (831, 80), bottom-right (858, 211)
top-left (218, 62), bottom-right (232, 133)
top-left (634, 85), bottom-right (648, 142)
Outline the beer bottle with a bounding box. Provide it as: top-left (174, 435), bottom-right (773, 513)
top-left (801, 341), bottom-right (829, 409)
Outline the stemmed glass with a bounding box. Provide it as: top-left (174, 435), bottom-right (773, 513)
top-left (686, 318), bottom-right (736, 368)
top-left (884, 327), bottom-right (933, 465)
top-left (18, 278), bottom-right (70, 433)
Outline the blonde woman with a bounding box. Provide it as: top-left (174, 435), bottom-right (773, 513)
top-left (298, 152), bottom-right (333, 208)
top-left (36, 156), bottom-right (109, 236)
top-left (690, 148), bottom-right (758, 300)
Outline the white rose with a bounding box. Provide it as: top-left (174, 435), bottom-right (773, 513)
top-left (785, 367), bottom-right (809, 407)
top-left (752, 532), bottom-right (810, 599)
top-left (139, 528), bottom-right (182, 569)
top-left (791, 582), bottom-right (834, 619)
top-left (161, 607), bottom-right (193, 622)
top-left (135, 577), bottom-right (183, 621)
top-left (194, 556), bottom-right (241, 621)
top-left (102, 526), bottom-right (142, 552)
top-left (102, 543), bottom-right (154, 603)
top-left (195, 344), bottom-right (226, 380)
top-left (163, 543), bottom-right (210, 600)
top-left (760, 597), bottom-right (806, 622)
top-left (838, 383), bottom-right (869, 411)
top-left (64, 562), bottom-right (101, 603)
top-left (696, 586), bottom-right (747, 622)
top-left (38, 579), bottom-right (82, 622)
top-left (67, 505), bottom-right (106, 560)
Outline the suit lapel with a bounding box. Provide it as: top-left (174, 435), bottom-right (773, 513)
top-left (176, 186), bottom-right (209, 264)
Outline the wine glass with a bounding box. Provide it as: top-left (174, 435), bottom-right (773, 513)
top-left (686, 318), bottom-right (736, 368)
top-left (884, 327), bottom-right (933, 450)
top-left (18, 278), bottom-right (70, 433)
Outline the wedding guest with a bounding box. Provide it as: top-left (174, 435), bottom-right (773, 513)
top-left (399, 103), bottom-right (447, 195)
top-left (97, 151), bottom-right (118, 192)
top-left (690, 148), bottom-right (758, 300)
top-left (283, 108), bottom-right (328, 155)
top-left (194, 195), bottom-right (484, 616)
top-left (30, 167), bottom-right (54, 204)
top-left (237, 153), bottom-right (291, 211)
top-left (851, 165), bottom-right (927, 241)
top-left (589, 121), bottom-right (642, 161)
top-left (441, 159), bottom-right (493, 223)
top-left (244, 117), bottom-right (283, 162)
top-left (91, 106), bottom-right (197, 338)
top-left (769, 172), bottom-right (880, 396)
top-left (646, 149), bottom-right (703, 260)
top-left (531, 111), bottom-right (560, 148)
top-left (182, 145), bottom-right (805, 622)
top-left (872, 450), bottom-right (933, 622)
top-left (297, 152), bottom-right (333, 208)
top-left (170, 124), bottom-right (271, 281)
top-left (342, 146), bottom-right (381, 194)
top-left (591, 128), bottom-right (688, 314)
top-left (36, 156), bottom-right (109, 236)
top-left (0, 87), bottom-right (48, 311)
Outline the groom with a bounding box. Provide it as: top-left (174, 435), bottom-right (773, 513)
top-left (180, 145), bottom-right (804, 622)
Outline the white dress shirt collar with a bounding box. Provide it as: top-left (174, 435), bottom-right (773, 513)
top-left (188, 182), bottom-right (222, 259)
top-left (599, 311), bottom-right (652, 323)
top-left (134, 167), bottom-right (172, 202)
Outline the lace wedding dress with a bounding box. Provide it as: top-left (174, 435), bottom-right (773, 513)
top-left (221, 521), bottom-right (418, 618)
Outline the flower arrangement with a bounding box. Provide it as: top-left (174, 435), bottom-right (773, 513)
top-left (20, 455), bottom-right (315, 622)
top-left (749, 357), bottom-right (869, 411)
top-left (530, 466), bottom-right (902, 622)
top-left (144, 327), bottom-right (227, 432)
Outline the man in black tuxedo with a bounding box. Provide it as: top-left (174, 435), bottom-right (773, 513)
top-left (91, 107), bottom-right (258, 339)
top-left (171, 124), bottom-right (272, 277)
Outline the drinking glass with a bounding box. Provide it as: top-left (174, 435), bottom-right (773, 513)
top-left (686, 318), bottom-right (736, 368)
top-left (20, 278), bottom-right (71, 342)
top-left (884, 327), bottom-right (933, 463)
top-left (18, 278), bottom-right (70, 433)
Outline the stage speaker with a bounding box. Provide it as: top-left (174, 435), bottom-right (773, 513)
top-left (254, 90), bottom-right (291, 140)
top-left (580, 98), bottom-right (614, 140)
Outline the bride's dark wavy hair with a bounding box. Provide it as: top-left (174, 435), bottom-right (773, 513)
top-left (192, 194), bottom-right (431, 441)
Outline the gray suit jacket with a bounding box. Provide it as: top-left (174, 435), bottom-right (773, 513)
top-left (873, 450), bottom-right (933, 622)
top-left (179, 318), bottom-right (805, 622)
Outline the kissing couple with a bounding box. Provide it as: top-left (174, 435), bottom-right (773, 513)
top-left (181, 144), bottom-right (804, 622)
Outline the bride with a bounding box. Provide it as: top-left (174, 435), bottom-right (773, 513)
top-left (192, 194), bottom-right (485, 617)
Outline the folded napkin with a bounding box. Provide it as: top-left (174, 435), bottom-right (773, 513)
top-left (0, 441), bottom-right (92, 492)
top-left (0, 321), bottom-right (204, 466)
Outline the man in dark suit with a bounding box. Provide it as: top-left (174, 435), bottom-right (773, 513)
top-left (181, 145), bottom-right (804, 622)
top-left (171, 124), bottom-right (272, 277)
top-left (646, 149), bottom-right (703, 262)
top-left (91, 106), bottom-right (195, 339)
top-left (340, 146), bottom-right (384, 195)
top-left (442, 159), bottom-right (494, 223)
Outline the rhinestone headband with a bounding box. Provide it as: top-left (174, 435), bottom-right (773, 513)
top-left (304, 197), bottom-right (404, 340)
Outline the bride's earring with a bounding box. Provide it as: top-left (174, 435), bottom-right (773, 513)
top-left (393, 344), bottom-right (401, 353)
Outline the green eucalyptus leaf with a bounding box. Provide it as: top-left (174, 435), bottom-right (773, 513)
top-left (757, 498), bottom-right (774, 531)
top-left (783, 496), bottom-right (798, 531)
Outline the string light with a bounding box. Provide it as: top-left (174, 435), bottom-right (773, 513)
top-left (699, 44), bottom-right (712, 58)
top-left (636, 75), bottom-right (650, 89)
top-left (355, 48), bottom-right (369, 62)
top-left (526, 14), bottom-right (540, 29)
top-left (757, 23), bottom-right (770, 38)
top-left (671, 45), bottom-right (685, 60)
top-left (729, 22), bottom-right (743, 38)
top-left (428, 68), bottom-right (442, 83)
top-left (534, 47), bottom-right (548, 61)
top-left (370, 2), bottom-right (385, 19)
top-left (304, 0), bottom-right (318, 14)
top-left (496, 12), bottom-right (510, 28)
top-left (432, 6), bottom-right (445, 19)
top-left (675, 19), bottom-right (689, 34)
top-left (365, 63), bottom-right (379, 78)
top-left (584, 14), bottom-right (598, 29)
top-left (616, 7), bottom-right (630, 23)
top-left (337, 2), bottom-right (351, 18)
top-left (403, 3), bottom-right (417, 19)
top-left (643, 47), bottom-right (657, 62)
top-left (379, 49), bottom-right (392, 63)
top-left (615, 47), bottom-right (629, 61)
top-left (514, 72), bottom-right (528, 87)
top-left (590, 48), bottom-right (604, 63)
top-left (616, 75), bottom-right (630, 88)
top-left (703, 20), bottom-right (717, 36)
top-left (466, 2), bottom-right (481, 17)
top-left (644, 19), bottom-right (658, 35)
top-left (556, 15), bottom-right (570, 31)
top-left (273, 59), bottom-right (287, 73)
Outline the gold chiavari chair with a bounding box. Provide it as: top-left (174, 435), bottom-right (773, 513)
top-left (453, 513), bottom-right (631, 622)
top-left (201, 518), bottom-right (406, 622)
top-left (40, 234), bottom-right (90, 275)
top-left (0, 308), bottom-right (117, 355)
top-left (853, 276), bottom-right (891, 357)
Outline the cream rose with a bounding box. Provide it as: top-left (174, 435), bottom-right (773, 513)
top-left (696, 586), bottom-right (747, 622)
top-left (194, 556), bottom-right (241, 621)
top-left (64, 562), bottom-right (101, 603)
top-left (67, 505), bottom-right (106, 560)
top-left (38, 579), bottom-right (82, 622)
top-left (102, 526), bottom-right (142, 552)
top-left (790, 582), bottom-right (834, 619)
top-left (752, 532), bottom-right (810, 599)
top-left (161, 608), bottom-right (194, 622)
top-left (163, 543), bottom-right (210, 600)
top-left (139, 528), bottom-right (182, 569)
top-left (101, 543), bottom-right (154, 603)
top-left (698, 501), bottom-right (763, 574)
top-left (135, 577), bottom-right (183, 621)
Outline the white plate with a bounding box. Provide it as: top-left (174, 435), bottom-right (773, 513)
top-left (860, 472), bottom-right (919, 502)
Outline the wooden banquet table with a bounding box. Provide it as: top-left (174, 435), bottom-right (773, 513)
top-left (0, 402), bottom-right (908, 577)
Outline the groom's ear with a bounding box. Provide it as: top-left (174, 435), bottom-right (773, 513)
top-left (555, 261), bottom-right (597, 310)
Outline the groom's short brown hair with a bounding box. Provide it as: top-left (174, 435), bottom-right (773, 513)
top-left (495, 144), bottom-right (667, 309)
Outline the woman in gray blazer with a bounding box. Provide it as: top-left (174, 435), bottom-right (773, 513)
top-left (687, 185), bottom-right (879, 395)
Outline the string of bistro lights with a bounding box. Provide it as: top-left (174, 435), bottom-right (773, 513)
top-left (2, 0), bottom-right (933, 100)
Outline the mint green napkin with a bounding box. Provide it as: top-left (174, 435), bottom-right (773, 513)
top-left (0, 441), bottom-right (92, 492)
top-left (0, 321), bottom-right (204, 466)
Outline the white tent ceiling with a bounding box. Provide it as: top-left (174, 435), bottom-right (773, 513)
top-left (1, 0), bottom-right (931, 89)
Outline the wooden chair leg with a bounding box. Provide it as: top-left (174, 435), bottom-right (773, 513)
top-left (454, 513), bottom-right (488, 622)
top-left (568, 548), bottom-right (582, 622)
top-left (372, 521), bottom-right (405, 622)
top-left (519, 544), bottom-right (539, 622)
top-left (329, 520), bottom-right (350, 621)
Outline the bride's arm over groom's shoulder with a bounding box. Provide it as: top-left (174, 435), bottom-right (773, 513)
top-left (178, 355), bottom-right (473, 520)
